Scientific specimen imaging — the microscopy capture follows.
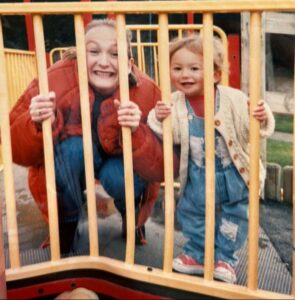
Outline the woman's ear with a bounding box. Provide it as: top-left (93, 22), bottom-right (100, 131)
top-left (128, 57), bottom-right (134, 73)
top-left (214, 70), bottom-right (222, 84)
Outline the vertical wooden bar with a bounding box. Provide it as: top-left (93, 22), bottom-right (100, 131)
top-left (203, 12), bottom-right (215, 281)
top-left (74, 14), bottom-right (99, 257)
top-left (116, 14), bottom-right (136, 264)
top-left (0, 20), bottom-right (8, 293)
top-left (292, 52), bottom-right (295, 297)
top-left (141, 45), bottom-right (146, 74)
top-left (33, 15), bottom-right (60, 261)
top-left (0, 197), bottom-right (6, 299)
top-left (136, 30), bottom-right (142, 70)
top-left (153, 45), bottom-right (159, 85)
top-left (158, 13), bottom-right (174, 272)
top-left (247, 12), bottom-right (262, 290)
top-left (0, 18), bottom-right (20, 268)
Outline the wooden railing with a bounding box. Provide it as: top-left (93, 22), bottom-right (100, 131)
top-left (0, 1), bottom-right (294, 299)
top-left (49, 24), bottom-right (229, 86)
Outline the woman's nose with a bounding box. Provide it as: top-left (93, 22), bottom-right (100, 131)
top-left (97, 53), bottom-right (109, 66)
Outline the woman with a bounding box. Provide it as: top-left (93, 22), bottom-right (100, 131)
top-left (10, 19), bottom-right (176, 253)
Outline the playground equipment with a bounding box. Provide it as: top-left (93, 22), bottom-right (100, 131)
top-left (0, 1), bottom-right (294, 299)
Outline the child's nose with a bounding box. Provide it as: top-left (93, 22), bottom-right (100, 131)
top-left (181, 69), bottom-right (190, 77)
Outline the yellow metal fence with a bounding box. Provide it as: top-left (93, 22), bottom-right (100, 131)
top-left (0, 1), bottom-right (294, 299)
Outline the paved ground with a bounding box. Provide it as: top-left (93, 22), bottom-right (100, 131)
top-left (0, 164), bottom-right (293, 295)
top-left (270, 131), bottom-right (293, 142)
top-left (263, 132), bottom-right (293, 273)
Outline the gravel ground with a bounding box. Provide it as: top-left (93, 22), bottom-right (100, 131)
top-left (260, 199), bottom-right (293, 274)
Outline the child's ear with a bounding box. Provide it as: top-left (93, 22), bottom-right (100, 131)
top-left (128, 57), bottom-right (134, 73)
top-left (214, 70), bottom-right (222, 84)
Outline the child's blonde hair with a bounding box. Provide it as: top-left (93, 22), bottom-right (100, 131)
top-left (169, 33), bottom-right (226, 73)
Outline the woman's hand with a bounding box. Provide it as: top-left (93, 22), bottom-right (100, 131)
top-left (29, 91), bottom-right (56, 125)
top-left (155, 100), bottom-right (171, 122)
top-left (114, 99), bottom-right (142, 132)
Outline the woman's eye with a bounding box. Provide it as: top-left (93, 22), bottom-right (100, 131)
top-left (88, 49), bottom-right (99, 56)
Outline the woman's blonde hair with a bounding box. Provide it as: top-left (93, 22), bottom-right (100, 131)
top-left (63, 18), bottom-right (133, 60)
top-left (169, 33), bottom-right (226, 73)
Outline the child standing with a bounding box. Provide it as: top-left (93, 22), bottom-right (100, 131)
top-left (148, 34), bottom-right (275, 283)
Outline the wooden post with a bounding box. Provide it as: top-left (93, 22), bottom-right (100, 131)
top-left (247, 11), bottom-right (262, 290)
top-left (74, 14), bottom-right (98, 257)
top-left (0, 17), bottom-right (20, 269)
top-left (203, 12), bottom-right (215, 282)
top-left (292, 51), bottom-right (295, 297)
top-left (116, 14), bottom-right (136, 264)
top-left (158, 13), bottom-right (174, 272)
top-left (33, 15), bottom-right (60, 260)
top-left (0, 200), bottom-right (6, 298)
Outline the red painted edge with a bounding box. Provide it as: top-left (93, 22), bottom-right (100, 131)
top-left (7, 277), bottom-right (169, 300)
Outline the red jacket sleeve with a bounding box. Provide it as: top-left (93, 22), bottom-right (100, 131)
top-left (9, 79), bottom-right (64, 166)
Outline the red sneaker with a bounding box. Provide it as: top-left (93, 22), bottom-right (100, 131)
top-left (173, 254), bottom-right (204, 275)
top-left (214, 261), bottom-right (237, 283)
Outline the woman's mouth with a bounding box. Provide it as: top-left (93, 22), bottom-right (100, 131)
top-left (93, 71), bottom-right (114, 78)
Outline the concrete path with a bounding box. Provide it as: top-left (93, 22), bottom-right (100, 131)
top-left (269, 131), bottom-right (293, 142)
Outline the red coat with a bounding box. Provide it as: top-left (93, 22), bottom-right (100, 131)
top-left (9, 59), bottom-right (177, 227)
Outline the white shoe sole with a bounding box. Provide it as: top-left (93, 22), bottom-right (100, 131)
top-left (173, 260), bottom-right (204, 275)
top-left (214, 269), bottom-right (237, 283)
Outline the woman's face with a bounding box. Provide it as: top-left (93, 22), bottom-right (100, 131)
top-left (170, 47), bottom-right (205, 97)
top-left (85, 25), bottom-right (131, 95)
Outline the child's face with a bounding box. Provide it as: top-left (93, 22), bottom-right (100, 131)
top-left (170, 47), bottom-right (204, 97)
top-left (85, 25), bottom-right (132, 95)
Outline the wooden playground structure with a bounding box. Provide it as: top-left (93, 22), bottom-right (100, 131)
top-left (0, 0), bottom-right (294, 299)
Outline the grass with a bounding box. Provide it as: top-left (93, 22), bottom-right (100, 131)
top-left (267, 139), bottom-right (292, 167)
top-left (274, 114), bottom-right (293, 133)
top-left (266, 114), bottom-right (293, 167)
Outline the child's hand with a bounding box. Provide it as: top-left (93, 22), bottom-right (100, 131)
top-left (253, 100), bottom-right (267, 123)
top-left (247, 100), bottom-right (267, 124)
top-left (155, 101), bottom-right (171, 122)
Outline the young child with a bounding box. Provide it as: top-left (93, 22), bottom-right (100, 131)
top-left (147, 34), bottom-right (275, 283)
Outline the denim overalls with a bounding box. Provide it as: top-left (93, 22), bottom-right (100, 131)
top-left (176, 96), bottom-right (249, 267)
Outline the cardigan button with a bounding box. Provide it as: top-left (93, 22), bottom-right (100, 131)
top-left (228, 140), bottom-right (233, 146)
top-left (240, 167), bottom-right (245, 173)
top-left (233, 153), bottom-right (239, 160)
top-left (214, 120), bottom-right (221, 126)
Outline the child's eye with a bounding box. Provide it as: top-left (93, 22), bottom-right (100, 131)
top-left (111, 52), bottom-right (118, 57)
top-left (191, 67), bottom-right (199, 71)
top-left (173, 67), bottom-right (182, 71)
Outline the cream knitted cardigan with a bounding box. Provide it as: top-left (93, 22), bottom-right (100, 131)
top-left (147, 85), bottom-right (275, 196)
